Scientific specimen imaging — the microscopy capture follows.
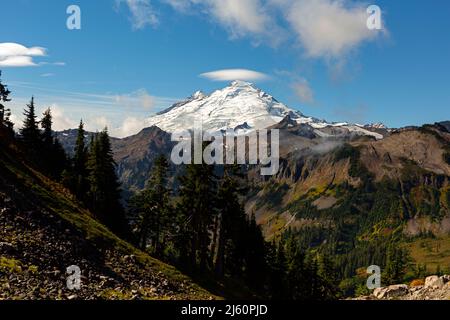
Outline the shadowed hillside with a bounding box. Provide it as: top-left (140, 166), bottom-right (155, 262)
top-left (0, 128), bottom-right (216, 300)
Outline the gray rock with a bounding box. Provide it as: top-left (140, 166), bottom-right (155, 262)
top-left (373, 287), bottom-right (387, 299)
top-left (425, 275), bottom-right (445, 289)
top-left (373, 284), bottom-right (409, 299)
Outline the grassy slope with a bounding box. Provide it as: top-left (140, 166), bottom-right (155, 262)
top-left (0, 138), bottom-right (218, 300)
top-left (407, 235), bottom-right (450, 273)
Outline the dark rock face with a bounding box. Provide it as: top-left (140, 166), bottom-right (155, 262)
top-left (112, 126), bottom-right (175, 192)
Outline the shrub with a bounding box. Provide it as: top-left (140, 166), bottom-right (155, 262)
top-left (410, 279), bottom-right (425, 287)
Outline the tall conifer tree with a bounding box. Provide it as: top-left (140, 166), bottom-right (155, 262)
top-left (0, 71), bottom-right (13, 130)
top-left (20, 97), bottom-right (40, 147)
top-left (88, 128), bottom-right (126, 235)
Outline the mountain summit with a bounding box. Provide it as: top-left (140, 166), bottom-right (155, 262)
top-left (145, 81), bottom-right (383, 139)
top-left (146, 80), bottom-right (301, 133)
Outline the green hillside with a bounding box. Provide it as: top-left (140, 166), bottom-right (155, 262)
top-left (0, 132), bottom-right (217, 300)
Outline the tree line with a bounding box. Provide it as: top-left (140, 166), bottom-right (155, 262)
top-left (127, 155), bottom-right (341, 299)
top-left (0, 71), bottom-right (413, 299)
top-left (0, 71), bottom-right (352, 299)
top-left (0, 72), bottom-right (126, 235)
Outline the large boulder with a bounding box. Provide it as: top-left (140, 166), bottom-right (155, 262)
top-left (425, 276), bottom-right (445, 289)
top-left (373, 287), bottom-right (387, 299)
top-left (373, 284), bottom-right (409, 299)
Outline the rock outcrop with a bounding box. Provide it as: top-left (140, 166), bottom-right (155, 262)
top-left (357, 275), bottom-right (450, 300)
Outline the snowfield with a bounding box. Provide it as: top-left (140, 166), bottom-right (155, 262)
top-left (145, 80), bottom-right (384, 139)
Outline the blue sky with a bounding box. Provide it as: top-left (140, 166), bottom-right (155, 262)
top-left (1, 0), bottom-right (449, 137)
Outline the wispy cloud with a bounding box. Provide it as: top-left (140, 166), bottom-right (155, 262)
top-left (8, 82), bottom-right (177, 108)
top-left (115, 89), bottom-right (156, 110)
top-left (0, 43), bottom-right (46, 67)
top-left (7, 82), bottom-right (180, 137)
top-left (200, 69), bottom-right (270, 82)
top-left (39, 61), bottom-right (66, 66)
top-left (116, 0), bottom-right (159, 30)
top-left (275, 69), bottom-right (314, 105)
top-left (291, 78), bottom-right (314, 104)
top-left (162, 0), bottom-right (191, 12)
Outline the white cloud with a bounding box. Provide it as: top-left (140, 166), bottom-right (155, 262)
top-left (114, 89), bottom-right (156, 110)
top-left (200, 69), bottom-right (270, 81)
top-left (0, 43), bottom-right (46, 57)
top-left (282, 0), bottom-right (379, 59)
top-left (291, 78), bottom-right (314, 104)
top-left (116, 0), bottom-right (159, 30)
top-left (116, 117), bottom-right (147, 137)
top-left (8, 113), bottom-right (21, 129)
top-left (203, 0), bottom-right (272, 37)
top-left (122, 1), bottom-right (384, 59)
top-left (165, 0), bottom-right (383, 59)
top-left (0, 43), bottom-right (46, 67)
top-left (86, 116), bottom-right (113, 132)
top-left (41, 73), bottom-right (55, 77)
top-left (0, 56), bottom-right (35, 67)
top-left (10, 103), bottom-right (77, 131)
top-left (166, 0), bottom-right (285, 45)
top-left (49, 105), bottom-right (78, 131)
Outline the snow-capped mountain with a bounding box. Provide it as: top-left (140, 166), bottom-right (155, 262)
top-left (145, 80), bottom-right (384, 139)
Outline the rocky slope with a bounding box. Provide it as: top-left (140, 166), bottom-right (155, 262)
top-left (246, 123), bottom-right (450, 239)
top-left (0, 132), bottom-right (216, 300)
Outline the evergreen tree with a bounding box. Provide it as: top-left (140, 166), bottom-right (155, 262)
top-left (383, 244), bottom-right (410, 285)
top-left (316, 252), bottom-right (339, 300)
top-left (129, 155), bottom-right (171, 256)
top-left (20, 97), bottom-right (40, 147)
top-left (41, 108), bottom-right (53, 145)
top-left (176, 162), bottom-right (218, 272)
top-left (87, 128), bottom-right (127, 235)
top-left (243, 213), bottom-right (267, 291)
top-left (282, 234), bottom-right (338, 300)
top-left (73, 120), bottom-right (89, 198)
top-left (285, 240), bottom-right (310, 300)
top-left (267, 240), bottom-right (288, 299)
top-left (0, 71), bottom-right (13, 130)
top-left (39, 108), bottom-right (67, 178)
top-left (214, 168), bottom-right (247, 278)
top-left (52, 137), bottom-right (68, 179)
